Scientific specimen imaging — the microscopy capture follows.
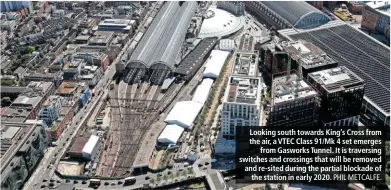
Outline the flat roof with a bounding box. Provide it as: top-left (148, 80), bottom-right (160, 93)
top-left (308, 66), bottom-right (365, 93)
top-left (70, 137), bottom-right (89, 154)
top-left (12, 95), bottom-right (42, 108)
top-left (225, 76), bottom-right (262, 105)
top-left (164, 101), bottom-right (203, 129)
top-left (157, 124), bottom-right (184, 144)
top-left (279, 21), bottom-right (390, 113)
top-left (82, 135), bottom-right (99, 155)
top-left (272, 74), bottom-right (318, 105)
top-left (0, 107), bottom-right (31, 123)
top-left (279, 40), bottom-right (337, 69)
top-left (192, 78), bottom-right (214, 105)
top-left (57, 82), bottom-right (79, 95)
top-left (203, 50), bottom-right (231, 79)
top-left (1, 122), bottom-right (40, 173)
top-left (232, 52), bottom-right (259, 77)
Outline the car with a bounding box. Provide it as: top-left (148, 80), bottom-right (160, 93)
top-left (74, 180), bottom-right (78, 184)
top-left (111, 182), bottom-right (116, 185)
top-left (104, 182), bottom-right (109, 186)
top-left (198, 164), bottom-right (203, 167)
top-left (205, 162), bottom-right (210, 166)
top-left (179, 168), bottom-right (183, 171)
top-left (82, 181), bottom-right (87, 184)
top-left (203, 167), bottom-right (208, 170)
top-left (157, 173), bottom-right (162, 177)
top-left (41, 185), bottom-right (47, 188)
top-left (65, 179), bottom-right (70, 183)
top-left (50, 179), bottom-right (55, 182)
top-left (43, 179), bottom-right (48, 182)
top-left (145, 176), bottom-right (150, 180)
top-left (117, 181), bottom-right (123, 185)
top-left (49, 183), bottom-right (54, 187)
top-left (167, 171), bottom-right (172, 175)
top-left (57, 180), bottom-right (62, 183)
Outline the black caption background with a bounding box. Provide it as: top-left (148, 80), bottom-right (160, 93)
top-left (235, 126), bottom-right (386, 185)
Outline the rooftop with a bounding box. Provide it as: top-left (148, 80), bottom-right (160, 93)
top-left (308, 66), bottom-right (365, 93)
top-left (26, 81), bottom-right (54, 94)
top-left (258, 1), bottom-right (330, 28)
top-left (175, 38), bottom-right (218, 75)
top-left (57, 82), bottom-right (79, 95)
top-left (69, 137), bottom-right (89, 154)
top-left (75, 35), bottom-right (90, 41)
top-left (43, 95), bottom-right (62, 107)
top-left (272, 74), bottom-right (318, 105)
top-left (0, 107), bottom-right (31, 123)
top-left (1, 122), bottom-right (41, 172)
top-left (89, 31), bottom-right (114, 45)
top-left (279, 41), bottom-right (337, 69)
top-left (226, 76), bottom-right (261, 104)
top-left (99, 19), bottom-right (132, 26)
top-left (199, 7), bottom-right (246, 38)
top-left (232, 52), bottom-right (259, 77)
top-left (11, 95), bottom-right (42, 108)
top-left (279, 21), bottom-right (390, 113)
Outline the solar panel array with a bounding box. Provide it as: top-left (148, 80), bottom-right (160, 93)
top-left (289, 25), bottom-right (390, 112)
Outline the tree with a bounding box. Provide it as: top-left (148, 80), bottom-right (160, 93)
top-left (1, 80), bottom-right (16, 86)
top-left (27, 46), bottom-right (35, 53)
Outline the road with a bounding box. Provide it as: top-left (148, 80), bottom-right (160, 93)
top-left (25, 3), bottom-right (163, 188)
top-left (23, 44), bottom-right (120, 190)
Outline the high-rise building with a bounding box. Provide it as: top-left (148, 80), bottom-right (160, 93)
top-left (268, 73), bottom-right (319, 126)
top-left (220, 76), bottom-right (263, 139)
top-left (261, 40), bottom-right (338, 85)
top-left (307, 66), bottom-right (365, 126)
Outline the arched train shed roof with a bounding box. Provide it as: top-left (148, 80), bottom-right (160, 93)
top-left (261, 1), bottom-right (331, 29)
top-left (128, 2), bottom-right (197, 70)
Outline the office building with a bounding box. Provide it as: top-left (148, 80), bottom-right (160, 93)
top-left (268, 73), bottom-right (319, 126)
top-left (307, 66), bottom-right (365, 126)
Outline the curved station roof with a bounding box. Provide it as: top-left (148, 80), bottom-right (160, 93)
top-left (261, 1), bottom-right (331, 29)
top-left (128, 2), bottom-right (197, 70)
top-left (199, 7), bottom-right (245, 38)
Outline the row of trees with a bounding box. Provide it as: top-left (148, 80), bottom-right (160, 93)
top-left (152, 167), bottom-right (195, 185)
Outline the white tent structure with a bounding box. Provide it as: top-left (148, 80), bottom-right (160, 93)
top-left (192, 78), bottom-right (214, 105)
top-left (203, 50), bottom-right (230, 79)
top-left (157, 124), bottom-right (185, 145)
top-left (164, 101), bottom-right (204, 129)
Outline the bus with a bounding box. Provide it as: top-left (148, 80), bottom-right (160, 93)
top-left (89, 179), bottom-right (101, 187)
top-left (123, 177), bottom-right (136, 186)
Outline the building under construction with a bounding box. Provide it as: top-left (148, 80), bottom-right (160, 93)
top-left (307, 66), bottom-right (365, 126)
top-left (268, 73), bottom-right (319, 126)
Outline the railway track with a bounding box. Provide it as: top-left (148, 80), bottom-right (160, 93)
top-left (99, 67), bottom-right (181, 177)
